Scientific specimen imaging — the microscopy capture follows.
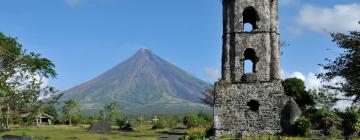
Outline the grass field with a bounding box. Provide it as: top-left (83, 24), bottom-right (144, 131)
top-left (0, 125), bottom-right (169, 140)
top-left (2, 125), bottom-right (360, 140)
top-left (217, 135), bottom-right (354, 140)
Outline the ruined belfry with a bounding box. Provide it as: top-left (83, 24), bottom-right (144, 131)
top-left (214, 0), bottom-right (288, 137)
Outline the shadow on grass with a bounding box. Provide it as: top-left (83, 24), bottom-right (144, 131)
top-left (159, 131), bottom-right (186, 135)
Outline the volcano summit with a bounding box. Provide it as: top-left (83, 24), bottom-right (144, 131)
top-left (60, 49), bottom-right (211, 115)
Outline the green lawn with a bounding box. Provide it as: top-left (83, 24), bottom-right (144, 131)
top-left (3, 126), bottom-right (359, 140)
top-left (0, 125), bottom-right (168, 140)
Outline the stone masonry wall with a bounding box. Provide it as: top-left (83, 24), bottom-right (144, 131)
top-left (221, 0), bottom-right (281, 82)
top-left (215, 0), bottom-right (287, 137)
top-left (214, 80), bottom-right (288, 136)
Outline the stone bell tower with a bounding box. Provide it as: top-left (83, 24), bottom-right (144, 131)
top-left (214, 0), bottom-right (287, 137)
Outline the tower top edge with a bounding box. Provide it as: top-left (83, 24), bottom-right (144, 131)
top-left (222, 0), bottom-right (278, 2)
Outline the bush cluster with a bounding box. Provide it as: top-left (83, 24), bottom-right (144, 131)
top-left (290, 107), bottom-right (360, 139)
top-left (116, 118), bottom-right (129, 130)
top-left (293, 116), bottom-right (311, 136)
top-left (182, 112), bottom-right (213, 139)
top-left (183, 112), bottom-right (212, 128)
top-left (152, 119), bottom-right (168, 129)
top-left (185, 127), bottom-right (206, 140)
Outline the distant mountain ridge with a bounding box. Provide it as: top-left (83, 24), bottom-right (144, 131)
top-left (60, 48), bottom-right (211, 115)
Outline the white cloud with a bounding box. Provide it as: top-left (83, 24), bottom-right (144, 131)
top-left (297, 3), bottom-right (360, 33)
top-left (304, 72), bottom-right (321, 90)
top-left (281, 70), bottom-right (306, 83)
top-left (335, 100), bottom-right (353, 110)
top-left (282, 71), bottom-right (320, 90)
top-left (37, 75), bottom-right (49, 89)
top-left (281, 69), bottom-right (344, 90)
top-left (291, 72), bottom-right (306, 81)
top-left (282, 71), bottom-right (321, 90)
top-left (204, 67), bottom-right (221, 82)
top-left (282, 69), bottom-right (351, 109)
top-left (7, 72), bottom-right (49, 90)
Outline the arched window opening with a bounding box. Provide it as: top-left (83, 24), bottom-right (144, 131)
top-left (244, 60), bottom-right (253, 73)
top-left (242, 6), bottom-right (260, 31)
top-left (244, 23), bottom-right (253, 32)
top-left (243, 48), bottom-right (257, 73)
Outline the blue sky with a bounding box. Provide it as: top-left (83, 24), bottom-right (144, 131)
top-left (0, 0), bottom-right (359, 92)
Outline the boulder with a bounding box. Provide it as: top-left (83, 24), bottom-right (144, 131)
top-left (89, 120), bottom-right (112, 133)
top-left (281, 97), bottom-right (302, 134)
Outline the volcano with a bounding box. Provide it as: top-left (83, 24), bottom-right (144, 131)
top-left (60, 48), bottom-right (211, 115)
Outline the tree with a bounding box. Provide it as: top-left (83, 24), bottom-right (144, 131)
top-left (313, 108), bottom-right (339, 136)
top-left (318, 22), bottom-right (360, 103)
top-left (0, 32), bottom-right (57, 128)
top-left (99, 101), bottom-right (121, 122)
top-left (42, 93), bottom-right (63, 123)
top-left (282, 78), bottom-right (315, 110)
top-left (27, 96), bottom-right (61, 126)
top-left (337, 107), bottom-right (360, 140)
top-left (310, 88), bottom-right (339, 109)
top-left (62, 99), bottom-right (79, 125)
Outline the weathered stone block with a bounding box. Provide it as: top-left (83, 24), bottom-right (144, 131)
top-left (214, 81), bottom-right (287, 136)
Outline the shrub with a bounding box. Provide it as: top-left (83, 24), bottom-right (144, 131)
top-left (11, 113), bottom-right (24, 125)
top-left (183, 114), bottom-right (199, 128)
top-left (82, 116), bottom-right (97, 125)
top-left (116, 118), bottom-right (129, 130)
top-left (183, 113), bottom-right (212, 129)
top-left (53, 119), bottom-right (61, 125)
top-left (162, 116), bottom-right (180, 128)
top-left (328, 126), bottom-right (342, 137)
top-left (152, 119), bottom-right (168, 129)
top-left (185, 127), bottom-right (206, 140)
top-left (197, 111), bottom-right (212, 125)
top-left (294, 116), bottom-right (311, 136)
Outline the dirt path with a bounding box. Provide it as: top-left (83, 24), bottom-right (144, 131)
top-left (158, 128), bottom-right (187, 140)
